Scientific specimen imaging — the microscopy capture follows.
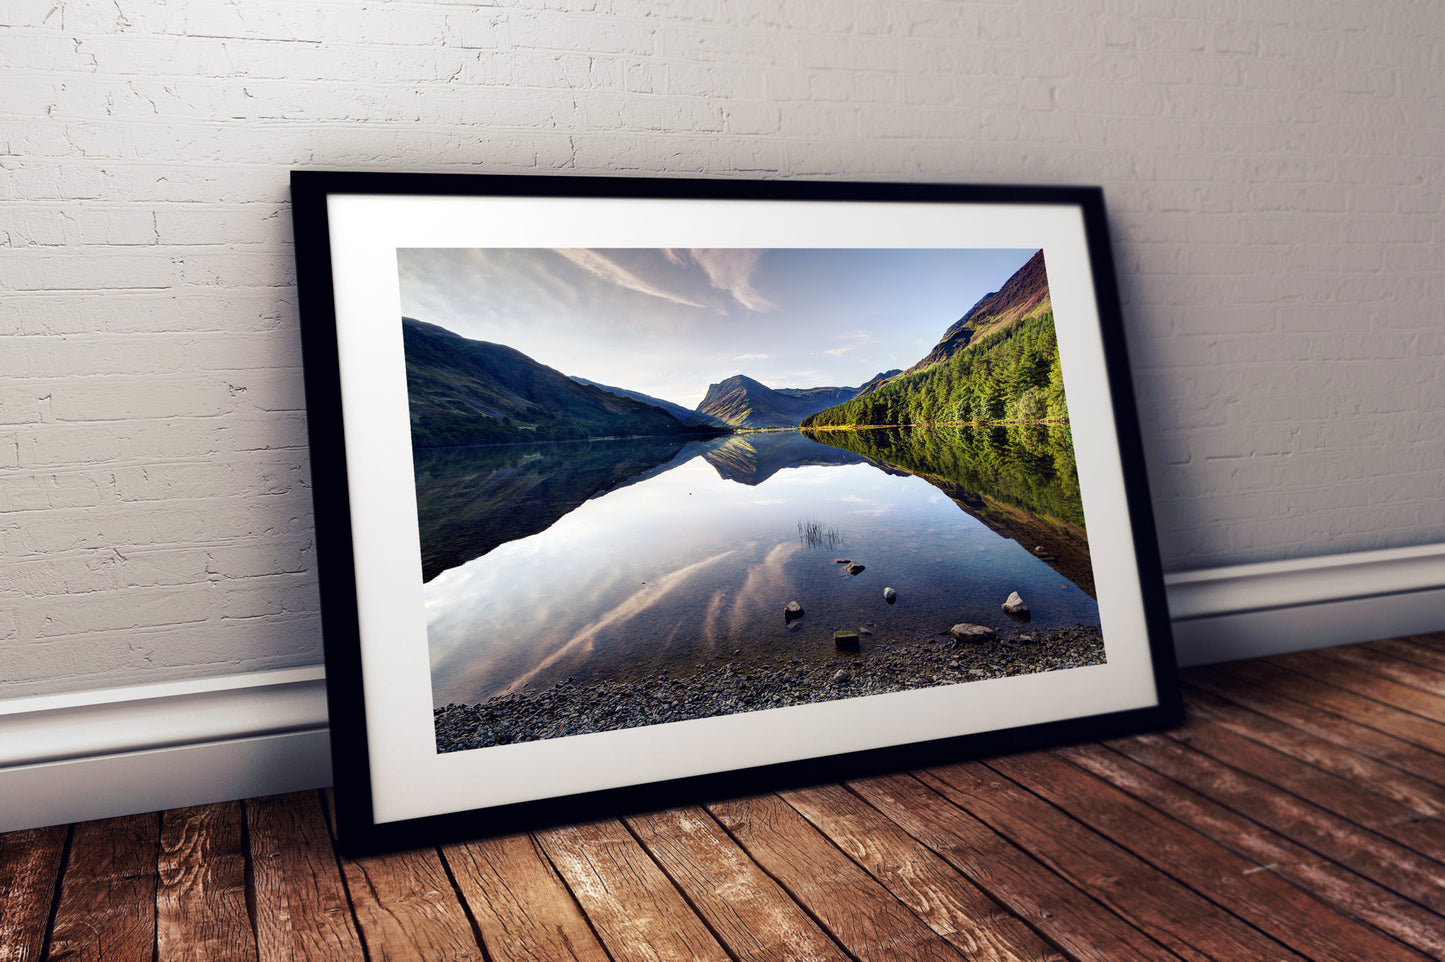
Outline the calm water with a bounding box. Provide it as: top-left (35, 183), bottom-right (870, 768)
top-left (426, 429), bottom-right (1099, 707)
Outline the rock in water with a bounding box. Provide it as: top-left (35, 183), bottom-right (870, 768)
top-left (846, 563), bottom-right (866, 576)
top-left (784, 601), bottom-right (805, 621)
top-left (831, 669), bottom-right (852, 685)
top-left (1002, 591), bottom-right (1030, 617)
top-left (883, 586), bottom-right (897, 604)
top-left (950, 623), bottom-right (998, 644)
top-left (834, 629), bottom-right (861, 652)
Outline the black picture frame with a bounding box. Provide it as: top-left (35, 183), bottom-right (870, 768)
top-left (291, 170), bottom-right (1181, 854)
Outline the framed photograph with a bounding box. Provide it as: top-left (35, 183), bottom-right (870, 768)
top-left (291, 171), bottom-right (1181, 853)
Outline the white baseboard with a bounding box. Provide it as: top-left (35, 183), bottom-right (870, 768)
top-left (0, 667), bottom-right (331, 833)
top-left (1165, 542), bottom-right (1445, 666)
top-left (0, 730), bottom-right (332, 833)
top-left (2, 544), bottom-right (1442, 833)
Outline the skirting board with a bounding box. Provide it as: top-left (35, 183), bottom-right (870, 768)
top-left (0, 667), bottom-right (332, 833)
top-left (2, 544), bottom-right (1442, 833)
top-left (1166, 542), bottom-right (1445, 667)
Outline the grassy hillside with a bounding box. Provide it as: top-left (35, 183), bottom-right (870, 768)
top-left (403, 317), bottom-right (720, 447)
top-left (570, 376), bottom-right (728, 428)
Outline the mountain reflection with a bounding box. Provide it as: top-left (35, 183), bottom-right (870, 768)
top-left (414, 431), bottom-right (873, 583)
top-left (699, 431), bottom-right (868, 485)
top-left (413, 436), bottom-right (693, 582)
top-left (415, 427), bottom-right (1091, 597)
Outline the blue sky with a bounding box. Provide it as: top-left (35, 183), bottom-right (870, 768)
top-left (397, 247), bottom-right (1039, 409)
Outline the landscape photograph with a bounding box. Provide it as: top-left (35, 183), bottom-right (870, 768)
top-left (398, 245), bottom-right (1105, 753)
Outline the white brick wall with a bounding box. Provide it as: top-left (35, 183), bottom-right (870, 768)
top-left (3, 0), bottom-right (1443, 697)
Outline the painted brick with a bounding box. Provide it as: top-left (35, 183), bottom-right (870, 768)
top-left (203, 543), bottom-right (313, 579)
top-left (1019, 77), bottom-right (1052, 112)
top-left (2, 249), bottom-right (178, 292)
top-left (152, 205), bottom-right (284, 246)
top-left (0, 473), bottom-right (106, 513)
top-left (45, 376), bottom-right (234, 421)
top-left (3, 0), bottom-right (1444, 699)
top-left (219, 575), bottom-right (294, 619)
top-left (0, 335), bottom-right (190, 378)
top-left (10, 548), bottom-right (201, 597)
top-left (26, 585), bottom-right (213, 639)
top-left (2, 206), bottom-right (76, 247)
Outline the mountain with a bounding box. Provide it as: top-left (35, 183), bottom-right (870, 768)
top-left (569, 377), bottom-right (729, 428)
top-left (852, 368), bottom-right (904, 399)
top-left (403, 317), bottom-right (716, 447)
top-left (903, 249), bottom-right (1050, 376)
top-left (802, 251), bottom-right (1065, 428)
top-left (695, 375), bottom-right (858, 429)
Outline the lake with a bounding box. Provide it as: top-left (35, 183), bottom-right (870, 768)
top-left (423, 426), bottom-right (1099, 708)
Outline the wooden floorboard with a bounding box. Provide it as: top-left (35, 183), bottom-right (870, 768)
top-left (246, 790), bottom-right (367, 961)
top-left (625, 805), bottom-right (856, 962)
top-left (47, 813), bottom-right (159, 962)
top-left (708, 793), bottom-right (966, 961)
top-left (4, 633), bottom-right (1445, 961)
top-left (917, 760), bottom-right (1304, 961)
top-left (537, 819), bottom-right (732, 961)
top-left (440, 831), bottom-right (612, 962)
top-left (156, 802), bottom-right (256, 962)
top-left (0, 824), bottom-right (67, 962)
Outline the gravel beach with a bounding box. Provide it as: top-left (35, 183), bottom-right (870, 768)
top-left (434, 623), bottom-right (1105, 753)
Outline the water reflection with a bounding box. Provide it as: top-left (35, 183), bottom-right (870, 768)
top-left (700, 431), bottom-right (870, 485)
top-left (412, 435), bottom-right (694, 582)
top-left (803, 424), bottom-right (1093, 596)
top-left (424, 429), bottom-right (1099, 707)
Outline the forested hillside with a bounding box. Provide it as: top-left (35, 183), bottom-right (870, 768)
top-left (902, 249), bottom-right (1051, 376)
top-left (803, 310), bottom-right (1067, 428)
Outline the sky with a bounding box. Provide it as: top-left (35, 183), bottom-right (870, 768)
top-left (396, 247), bottom-right (1040, 410)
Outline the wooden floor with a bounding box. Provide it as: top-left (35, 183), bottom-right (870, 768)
top-left (4, 634), bottom-right (1445, 961)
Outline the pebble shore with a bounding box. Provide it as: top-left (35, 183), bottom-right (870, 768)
top-left (434, 624), bottom-right (1105, 753)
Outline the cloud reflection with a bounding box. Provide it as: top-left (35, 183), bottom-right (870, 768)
top-left (728, 540), bottom-right (802, 636)
top-left (503, 548), bottom-right (740, 694)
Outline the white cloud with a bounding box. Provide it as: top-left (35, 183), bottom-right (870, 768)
top-left (821, 330), bottom-right (874, 357)
top-left (685, 249), bottom-right (777, 312)
top-left (554, 249), bottom-right (707, 309)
